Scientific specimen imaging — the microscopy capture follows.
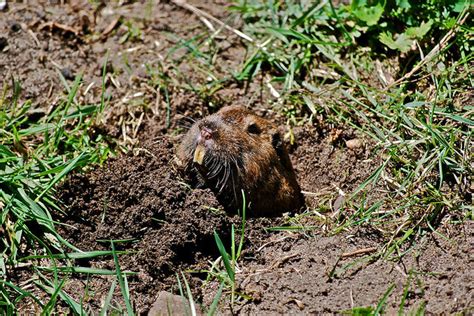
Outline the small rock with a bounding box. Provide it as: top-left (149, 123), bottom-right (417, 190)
top-left (332, 195), bottom-right (345, 211)
top-left (0, 1), bottom-right (7, 11)
top-left (293, 298), bottom-right (305, 310)
top-left (61, 67), bottom-right (75, 80)
top-left (148, 291), bottom-right (202, 316)
top-left (345, 138), bottom-right (362, 149)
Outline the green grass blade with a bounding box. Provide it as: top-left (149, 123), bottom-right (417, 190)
top-left (37, 266), bottom-right (135, 275)
top-left (0, 280), bottom-right (44, 309)
top-left (213, 231), bottom-right (234, 282)
top-left (99, 280), bottom-right (117, 316)
top-left (111, 241), bottom-right (134, 315)
top-left (35, 152), bottom-right (87, 202)
top-left (374, 283), bottom-right (395, 315)
top-left (20, 250), bottom-right (128, 261)
top-left (236, 190), bottom-right (246, 260)
top-left (41, 278), bottom-right (66, 316)
top-left (207, 281), bottom-right (224, 316)
top-left (35, 278), bottom-right (83, 315)
top-left (351, 158), bottom-right (390, 197)
top-left (181, 272), bottom-right (197, 316)
top-left (398, 271), bottom-right (413, 315)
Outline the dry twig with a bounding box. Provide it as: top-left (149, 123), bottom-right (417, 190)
top-left (341, 247), bottom-right (377, 258)
top-left (171, 0), bottom-right (254, 42)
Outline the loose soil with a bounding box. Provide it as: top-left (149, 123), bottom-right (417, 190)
top-left (1, 1), bottom-right (472, 314)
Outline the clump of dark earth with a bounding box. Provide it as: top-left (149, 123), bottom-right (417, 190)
top-left (57, 135), bottom-right (250, 312)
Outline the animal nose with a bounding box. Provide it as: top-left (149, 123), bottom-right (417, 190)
top-left (200, 127), bottom-right (213, 140)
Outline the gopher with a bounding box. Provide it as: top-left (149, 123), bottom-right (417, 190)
top-left (176, 106), bottom-right (304, 217)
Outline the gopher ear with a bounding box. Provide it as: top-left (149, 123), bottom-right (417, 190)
top-left (271, 129), bottom-right (284, 157)
top-left (271, 128), bottom-right (294, 170)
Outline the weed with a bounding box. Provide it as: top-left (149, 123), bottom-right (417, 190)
top-left (175, 272), bottom-right (225, 316)
top-left (99, 280), bottom-right (117, 316)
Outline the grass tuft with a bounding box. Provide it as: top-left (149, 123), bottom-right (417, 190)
top-left (1, 69), bottom-right (113, 311)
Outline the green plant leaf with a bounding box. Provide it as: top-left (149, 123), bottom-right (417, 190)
top-left (35, 152), bottom-right (87, 202)
top-left (181, 272), bottom-right (197, 316)
top-left (404, 101), bottom-right (429, 109)
top-left (453, 0), bottom-right (469, 12)
top-left (396, 0), bottom-right (411, 9)
top-left (41, 278), bottom-right (66, 316)
top-left (352, 2), bottom-right (385, 26)
top-left (35, 279), bottom-right (83, 315)
top-left (341, 306), bottom-right (374, 315)
top-left (379, 32), bottom-right (412, 52)
top-left (99, 280), bottom-right (117, 316)
top-left (267, 27), bottom-right (312, 42)
top-left (406, 20), bottom-right (434, 39)
top-left (37, 266), bottom-right (134, 275)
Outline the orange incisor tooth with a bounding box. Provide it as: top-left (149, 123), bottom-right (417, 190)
top-left (193, 144), bottom-right (206, 165)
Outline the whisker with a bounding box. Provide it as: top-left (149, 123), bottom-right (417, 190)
top-left (219, 160), bottom-right (231, 193)
top-left (230, 165), bottom-right (238, 207)
top-left (206, 156), bottom-right (218, 176)
top-left (230, 156), bottom-right (242, 177)
top-left (184, 116), bottom-right (196, 123)
top-left (215, 159), bottom-right (226, 192)
top-left (208, 160), bottom-right (222, 179)
top-left (177, 122), bottom-right (194, 130)
top-left (176, 115), bottom-right (197, 130)
top-left (224, 157), bottom-right (240, 206)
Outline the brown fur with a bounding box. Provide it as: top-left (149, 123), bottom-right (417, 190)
top-left (176, 106), bottom-right (305, 217)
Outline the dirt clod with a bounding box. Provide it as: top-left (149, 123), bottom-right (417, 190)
top-left (148, 291), bottom-right (202, 316)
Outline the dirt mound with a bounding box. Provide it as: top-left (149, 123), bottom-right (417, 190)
top-left (58, 136), bottom-right (239, 312)
top-left (55, 120), bottom-right (386, 313)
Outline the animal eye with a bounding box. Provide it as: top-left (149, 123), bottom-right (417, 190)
top-left (247, 122), bottom-right (260, 134)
